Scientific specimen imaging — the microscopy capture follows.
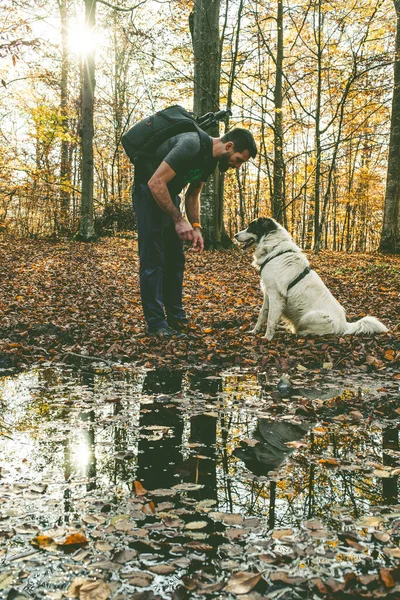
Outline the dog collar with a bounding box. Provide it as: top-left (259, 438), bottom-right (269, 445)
top-left (259, 249), bottom-right (297, 274)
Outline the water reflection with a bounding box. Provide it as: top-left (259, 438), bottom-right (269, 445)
top-left (0, 366), bottom-right (398, 530)
top-left (382, 427), bottom-right (399, 505)
top-left (233, 419), bottom-right (309, 476)
top-left (136, 369), bottom-right (184, 490)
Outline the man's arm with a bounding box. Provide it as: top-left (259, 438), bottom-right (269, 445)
top-left (148, 161), bottom-right (195, 241)
top-left (185, 181), bottom-right (204, 252)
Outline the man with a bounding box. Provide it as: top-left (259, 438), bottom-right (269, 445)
top-left (133, 127), bottom-right (257, 337)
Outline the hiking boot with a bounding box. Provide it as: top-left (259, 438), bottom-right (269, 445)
top-left (147, 325), bottom-right (187, 339)
top-left (167, 317), bottom-right (189, 333)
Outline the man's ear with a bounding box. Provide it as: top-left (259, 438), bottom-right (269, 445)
top-left (224, 141), bottom-right (235, 152)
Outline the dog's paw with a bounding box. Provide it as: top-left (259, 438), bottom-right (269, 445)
top-left (264, 332), bottom-right (275, 341)
top-left (250, 327), bottom-right (261, 335)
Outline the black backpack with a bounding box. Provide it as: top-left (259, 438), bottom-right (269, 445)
top-left (121, 105), bottom-right (230, 165)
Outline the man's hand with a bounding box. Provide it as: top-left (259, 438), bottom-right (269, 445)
top-left (192, 228), bottom-right (204, 252)
top-left (175, 218), bottom-right (195, 242)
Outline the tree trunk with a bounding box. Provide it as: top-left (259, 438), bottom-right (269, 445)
top-left (272, 0), bottom-right (285, 223)
top-left (191, 0), bottom-right (221, 250)
top-left (379, 1), bottom-right (400, 254)
top-left (218, 0), bottom-right (244, 247)
top-left (59, 0), bottom-right (72, 235)
top-left (78, 0), bottom-right (96, 241)
top-left (313, 0), bottom-right (322, 250)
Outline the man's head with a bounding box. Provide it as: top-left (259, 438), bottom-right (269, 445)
top-left (218, 128), bottom-right (257, 173)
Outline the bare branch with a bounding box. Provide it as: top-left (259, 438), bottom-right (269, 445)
top-left (97, 0), bottom-right (146, 12)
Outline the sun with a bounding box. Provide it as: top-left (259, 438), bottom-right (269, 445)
top-left (68, 21), bottom-right (102, 56)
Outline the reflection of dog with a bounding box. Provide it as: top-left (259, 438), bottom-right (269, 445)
top-left (235, 218), bottom-right (388, 340)
top-left (234, 420), bottom-right (309, 476)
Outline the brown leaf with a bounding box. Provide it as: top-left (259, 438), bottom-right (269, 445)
top-left (272, 528), bottom-right (293, 539)
top-left (383, 547), bottom-right (400, 558)
top-left (224, 571), bottom-right (261, 594)
top-left (128, 572), bottom-right (154, 587)
top-left (148, 564), bottom-right (176, 575)
top-left (82, 514), bottom-right (107, 526)
top-left (318, 458), bottom-right (340, 467)
top-left (134, 481), bottom-right (148, 496)
top-left (270, 572), bottom-right (306, 585)
top-left (304, 519), bottom-right (324, 530)
top-left (225, 528), bottom-right (248, 540)
top-left (185, 521), bottom-right (208, 530)
top-left (310, 578), bottom-right (329, 594)
top-left (380, 569), bottom-right (396, 588)
top-left (372, 531), bottom-right (390, 544)
top-left (67, 578), bottom-right (111, 600)
top-left (58, 532), bottom-right (89, 546)
top-left (141, 501), bottom-right (156, 514)
top-left (198, 581), bottom-right (225, 593)
top-left (30, 534), bottom-right (55, 548)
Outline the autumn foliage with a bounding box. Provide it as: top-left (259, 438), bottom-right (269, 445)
top-left (0, 237), bottom-right (399, 375)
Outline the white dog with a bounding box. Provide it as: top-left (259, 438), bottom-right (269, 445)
top-left (235, 218), bottom-right (388, 340)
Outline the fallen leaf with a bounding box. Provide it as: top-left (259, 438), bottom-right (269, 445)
top-left (272, 529), bottom-right (293, 539)
top-left (82, 514), bottom-right (107, 526)
top-left (58, 532), bottom-right (89, 547)
top-left (224, 571), bottom-right (261, 594)
top-left (113, 548), bottom-right (137, 563)
top-left (0, 572), bottom-right (15, 590)
top-left (380, 569), bottom-right (396, 588)
top-left (128, 572), bottom-right (154, 587)
top-left (357, 516), bottom-right (384, 528)
top-left (134, 481), bottom-right (148, 496)
top-left (148, 564), bottom-right (176, 574)
top-left (30, 534), bottom-right (56, 548)
top-left (185, 521), bottom-right (208, 530)
top-left (80, 580), bottom-right (111, 600)
top-left (372, 531), bottom-right (390, 544)
top-left (304, 519), bottom-right (324, 530)
top-left (318, 458), bottom-right (340, 466)
top-left (383, 547), bottom-right (400, 558)
top-left (172, 483), bottom-right (204, 491)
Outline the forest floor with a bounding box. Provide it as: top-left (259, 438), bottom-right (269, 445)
top-left (0, 236), bottom-right (399, 374)
top-left (0, 237), bottom-right (400, 600)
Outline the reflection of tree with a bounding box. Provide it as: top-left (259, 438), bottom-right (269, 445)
top-left (183, 414), bottom-right (217, 500)
top-left (79, 409), bottom-right (97, 491)
top-left (185, 373), bottom-right (221, 501)
top-left (62, 410), bottom-right (72, 522)
top-left (135, 370), bottom-right (184, 490)
top-left (382, 427), bottom-right (399, 505)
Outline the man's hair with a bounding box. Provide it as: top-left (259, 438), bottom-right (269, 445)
top-left (221, 128), bottom-right (257, 158)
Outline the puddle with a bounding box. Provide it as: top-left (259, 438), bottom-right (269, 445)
top-left (0, 366), bottom-right (399, 599)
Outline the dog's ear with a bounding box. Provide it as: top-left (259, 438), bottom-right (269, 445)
top-left (261, 218), bottom-right (278, 236)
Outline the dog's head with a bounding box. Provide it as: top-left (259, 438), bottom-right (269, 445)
top-left (234, 217), bottom-right (279, 250)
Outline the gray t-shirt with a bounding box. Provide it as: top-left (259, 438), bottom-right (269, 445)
top-left (135, 131), bottom-right (217, 197)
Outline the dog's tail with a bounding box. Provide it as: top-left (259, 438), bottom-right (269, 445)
top-left (344, 316), bottom-right (388, 335)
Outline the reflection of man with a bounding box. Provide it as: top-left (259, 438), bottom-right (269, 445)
top-left (234, 420), bottom-right (309, 476)
top-left (136, 370), bottom-right (184, 490)
top-left (133, 128), bottom-right (257, 337)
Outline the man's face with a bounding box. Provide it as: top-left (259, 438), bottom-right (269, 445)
top-left (218, 142), bottom-right (251, 173)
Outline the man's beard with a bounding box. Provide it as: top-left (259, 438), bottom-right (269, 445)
top-left (218, 154), bottom-right (231, 173)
